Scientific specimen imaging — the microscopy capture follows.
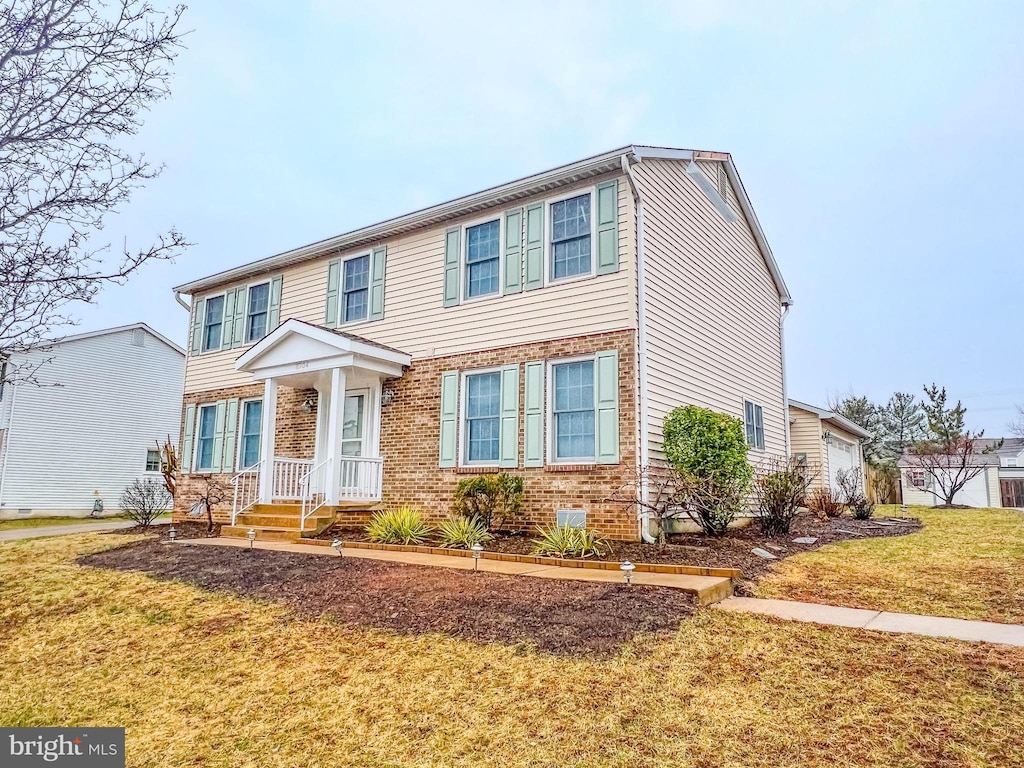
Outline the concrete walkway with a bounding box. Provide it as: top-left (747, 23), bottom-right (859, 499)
top-left (0, 519), bottom-right (136, 541)
top-left (179, 536), bottom-right (734, 605)
top-left (716, 596), bottom-right (1024, 647)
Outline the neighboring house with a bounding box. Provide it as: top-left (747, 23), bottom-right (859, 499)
top-left (899, 438), bottom-right (1022, 509)
top-left (788, 399), bottom-right (870, 493)
top-left (171, 145), bottom-right (792, 542)
top-left (0, 324), bottom-right (185, 518)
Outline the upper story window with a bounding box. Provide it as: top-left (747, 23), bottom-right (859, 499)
top-left (463, 370), bottom-right (501, 464)
top-left (343, 254), bottom-right (370, 324)
top-left (202, 295), bottom-right (225, 352)
top-left (744, 400), bottom-right (765, 450)
top-left (239, 399), bottom-right (263, 469)
top-left (145, 449), bottom-right (161, 472)
top-left (195, 404), bottom-right (218, 471)
top-left (1008, 458), bottom-right (1018, 468)
top-left (465, 219), bottom-right (500, 299)
top-left (551, 359), bottom-right (596, 461)
top-left (246, 282), bottom-right (270, 342)
top-left (550, 193), bottom-right (592, 281)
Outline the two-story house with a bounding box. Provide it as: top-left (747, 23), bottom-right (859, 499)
top-left (171, 145), bottom-right (792, 542)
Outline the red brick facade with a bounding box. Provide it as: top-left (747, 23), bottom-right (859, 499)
top-left (174, 330), bottom-right (642, 540)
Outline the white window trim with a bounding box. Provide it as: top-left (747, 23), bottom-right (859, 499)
top-left (543, 185), bottom-right (597, 287)
top-left (144, 449), bottom-right (162, 473)
top-left (458, 366), bottom-right (504, 468)
top-left (193, 403), bottom-right (218, 472)
top-left (743, 398), bottom-right (766, 452)
top-left (546, 354), bottom-right (598, 465)
top-left (243, 279), bottom-right (273, 344)
top-left (200, 293), bottom-right (227, 353)
top-left (341, 388), bottom-right (371, 457)
top-left (459, 214), bottom-right (504, 304)
top-left (235, 397), bottom-right (263, 471)
top-left (337, 251), bottom-right (373, 327)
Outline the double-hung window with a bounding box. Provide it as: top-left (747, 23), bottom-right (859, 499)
top-left (246, 283), bottom-right (270, 342)
top-left (552, 360), bottom-right (596, 461)
top-left (202, 295), bottom-right (225, 352)
top-left (239, 400), bottom-right (263, 469)
top-left (195, 404), bottom-right (218, 471)
top-left (463, 371), bottom-right (501, 464)
top-left (465, 219), bottom-right (500, 299)
top-left (342, 255), bottom-right (370, 324)
top-left (744, 400), bottom-right (765, 450)
top-left (145, 450), bottom-right (161, 472)
top-left (550, 193), bottom-right (592, 281)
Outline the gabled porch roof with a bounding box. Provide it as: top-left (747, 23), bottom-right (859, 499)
top-left (235, 318), bottom-right (411, 382)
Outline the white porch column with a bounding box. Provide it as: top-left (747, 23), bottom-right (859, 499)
top-left (324, 367), bottom-right (347, 503)
top-left (258, 378), bottom-right (278, 503)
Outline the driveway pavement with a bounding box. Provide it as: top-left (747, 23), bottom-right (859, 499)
top-left (0, 520), bottom-right (136, 541)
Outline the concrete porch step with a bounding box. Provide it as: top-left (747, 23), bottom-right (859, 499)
top-left (222, 526), bottom-right (310, 543)
top-left (234, 512), bottom-right (333, 530)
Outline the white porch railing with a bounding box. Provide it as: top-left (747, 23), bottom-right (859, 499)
top-left (230, 460), bottom-right (262, 525)
top-left (271, 457), bottom-right (313, 500)
top-left (300, 458), bottom-right (331, 530)
top-left (339, 456), bottom-right (384, 502)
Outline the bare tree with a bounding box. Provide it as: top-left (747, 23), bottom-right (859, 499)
top-left (1, 0), bottom-right (188, 379)
top-left (155, 434), bottom-right (177, 497)
top-left (119, 477), bottom-right (171, 526)
top-left (1009, 405), bottom-right (1024, 439)
top-left (189, 475), bottom-right (225, 534)
top-left (607, 464), bottom-right (682, 546)
top-left (909, 384), bottom-right (1001, 506)
top-left (752, 455), bottom-right (817, 535)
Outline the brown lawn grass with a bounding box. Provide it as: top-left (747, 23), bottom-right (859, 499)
top-left (1, 532), bottom-right (1023, 767)
top-left (0, 513), bottom-right (152, 530)
top-left (754, 506), bottom-right (1024, 623)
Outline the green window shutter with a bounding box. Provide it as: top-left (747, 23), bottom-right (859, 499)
top-left (498, 364), bottom-right (520, 468)
top-left (595, 180), bottom-right (619, 275)
top-left (230, 287), bottom-right (247, 348)
top-left (524, 203), bottom-right (544, 290)
top-left (325, 259), bottom-right (341, 328)
top-left (211, 400), bottom-right (227, 473)
top-left (189, 297), bottom-right (205, 355)
top-left (181, 403), bottom-right (196, 472)
top-left (439, 370), bottom-right (459, 467)
top-left (369, 246), bottom-right (386, 321)
top-left (594, 350), bottom-right (620, 464)
top-left (443, 226), bottom-right (461, 307)
top-left (267, 276), bottom-right (283, 332)
top-left (221, 398), bottom-right (239, 472)
top-left (503, 208), bottom-right (523, 294)
top-left (523, 361), bottom-right (545, 467)
top-left (221, 290), bottom-right (237, 349)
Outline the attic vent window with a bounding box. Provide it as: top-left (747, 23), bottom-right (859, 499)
top-left (716, 164), bottom-right (729, 201)
top-left (130, 329), bottom-right (146, 347)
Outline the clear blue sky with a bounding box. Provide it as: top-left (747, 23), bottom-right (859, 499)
top-left (77, 0), bottom-right (1024, 434)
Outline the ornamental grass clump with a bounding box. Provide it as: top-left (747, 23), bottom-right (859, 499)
top-left (531, 523), bottom-right (608, 559)
top-left (366, 507), bottom-right (432, 545)
top-left (437, 515), bottom-right (493, 549)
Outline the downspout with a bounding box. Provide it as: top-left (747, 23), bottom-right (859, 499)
top-left (174, 291), bottom-right (191, 311)
top-left (780, 304), bottom-right (791, 457)
top-left (0, 381), bottom-right (19, 512)
top-left (621, 153), bottom-right (657, 544)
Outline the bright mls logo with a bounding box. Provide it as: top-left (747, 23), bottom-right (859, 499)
top-left (2, 728), bottom-right (125, 767)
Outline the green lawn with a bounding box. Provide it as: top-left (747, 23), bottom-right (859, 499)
top-left (0, 532), bottom-right (1022, 767)
top-left (755, 505), bottom-right (1024, 623)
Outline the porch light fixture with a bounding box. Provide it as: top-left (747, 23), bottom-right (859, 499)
top-left (331, 538), bottom-right (343, 557)
top-left (470, 543), bottom-right (483, 571)
top-left (821, 430), bottom-right (834, 446)
top-left (381, 388), bottom-right (396, 407)
top-left (300, 397), bottom-right (315, 413)
top-left (620, 560), bottom-right (636, 586)
top-left (247, 528), bottom-right (256, 550)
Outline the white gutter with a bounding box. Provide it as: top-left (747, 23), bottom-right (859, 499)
top-left (174, 292), bottom-right (191, 311)
top-left (621, 154), bottom-right (657, 544)
top-left (780, 305), bottom-right (791, 457)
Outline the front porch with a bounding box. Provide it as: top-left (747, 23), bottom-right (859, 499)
top-left (224, 319), bottom-right (411, 539)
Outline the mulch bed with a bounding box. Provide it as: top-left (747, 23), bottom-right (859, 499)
top-left (320, 513), bottom-right (922, 583)
top-left (106, 521), bottom-right (221, 539)
top-left (78, 538), bottom-right (695, 657)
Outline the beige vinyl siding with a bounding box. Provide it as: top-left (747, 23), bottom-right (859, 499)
top-left (789, 405), bottom-right (825, 489)
top-left (636, 158), bottom-right (786, 460)
top-left (184, 173), bottom-right (636, 393)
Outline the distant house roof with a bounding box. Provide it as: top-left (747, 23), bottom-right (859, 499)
top-left (896, 438), bottom-right (1012, 468)
top-left (788, 399), bottom-right (873, 440)
top-left (172, 144), bottom-right (791, 306)
top-left (19, 323), bottom-right (185, 357)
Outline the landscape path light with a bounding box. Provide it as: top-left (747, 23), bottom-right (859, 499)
top-left (247, 528), bottom-right (256, 551)
top-left (332, 538), bottom-right (343, 557)
top-left (471, 543), bottom-right (483, 572)
top-left (620, 560), bottom-right (636, 586)
top-left (168, 525), bottom-right (177, 544)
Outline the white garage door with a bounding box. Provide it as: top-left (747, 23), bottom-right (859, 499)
top-left (828, 437), bottom-right (857, 490)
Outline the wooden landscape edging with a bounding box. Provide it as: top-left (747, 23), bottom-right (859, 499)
top-left (301, 538), bottom-right (742, 579)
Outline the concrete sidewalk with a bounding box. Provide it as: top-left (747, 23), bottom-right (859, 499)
top-left (716, 596), bottom-right (1024, 647)
top-left (0, 519), bottom-right (136, 541)
top-left (179, 536), bottom-right (735, 605)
